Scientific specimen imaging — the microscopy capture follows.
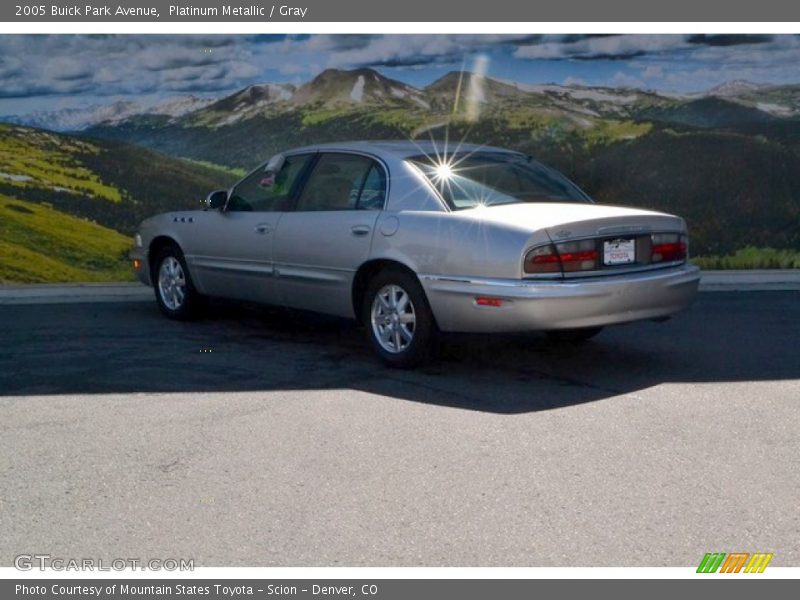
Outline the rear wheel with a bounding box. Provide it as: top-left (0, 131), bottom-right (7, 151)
top-left (546, 327), bottom-right (603, 343)
top-left (363, 269), bottom-right (436, 368)
top-left (153, 245), bottom-right (203, 320)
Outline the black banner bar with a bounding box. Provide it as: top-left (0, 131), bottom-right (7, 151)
top-left (3, 579), bottom-right (796, 600)
top-left (2, 0), bottom-right (800, 22)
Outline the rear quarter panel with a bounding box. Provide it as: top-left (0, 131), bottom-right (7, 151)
top-left (370, 211), bottom-right (547, 279)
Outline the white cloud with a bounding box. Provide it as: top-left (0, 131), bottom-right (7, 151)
top-left (611, 71), bottom-right (647, 89)
top-left (514, 35), bottom-right (691, 60)
top-left (563, 76), bottom-right (588, 86)
top-left (274, 34), bottom-right (538, 73)
top-left (0, 35), bottom-right (270, 98)
top-left (642, 65), bottom-right (663, 79)
top-left (42, 57), bottom-right (93, 82)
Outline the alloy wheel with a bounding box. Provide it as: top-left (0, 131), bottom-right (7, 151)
top-left (370, 284), bottom-right (416, 354)
top-left (157, 256), bottom-right (187, 311)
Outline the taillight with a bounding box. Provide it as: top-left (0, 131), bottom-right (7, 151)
top-left (554, 240), bottom-right (598, 272)
top-left (524, 244), bottom-right (560, 273)
top-left (651, 233), bottom-right (687, 263)
top-left (524, 240), bottom-right (598, 274)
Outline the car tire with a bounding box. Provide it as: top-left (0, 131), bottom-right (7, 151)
top-left (152, 244), bottom-right (204, 320)
top-left (363, 269), bottom-right (437, 368)
top-left (546, 327), bottom-right (603, 343)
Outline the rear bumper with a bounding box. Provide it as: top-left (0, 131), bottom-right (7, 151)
top-left (419, 264), bottom-right (701, 333)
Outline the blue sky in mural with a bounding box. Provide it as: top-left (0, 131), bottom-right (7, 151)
top-left (1, 34), bottom-right (800, 113)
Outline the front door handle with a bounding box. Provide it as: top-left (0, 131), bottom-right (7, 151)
top-left (255, 223), bottom-right (272, 234)
top-left (351, 225), bottom-right (371, 237)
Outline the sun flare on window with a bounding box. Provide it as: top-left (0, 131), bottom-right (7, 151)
top-left (433, 161), bottom-right (454, 181)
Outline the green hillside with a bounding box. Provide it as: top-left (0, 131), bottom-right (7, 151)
top-left (638, 97), bottom-right (779, 129)
top-left (0, 196), bottom-right (132, 283)
top-left (0, 123), bottom-right (237, 282)
top-left (0, 127), bottom-right (122, 202)
top-left (0, 123), bottom-right (236, 235)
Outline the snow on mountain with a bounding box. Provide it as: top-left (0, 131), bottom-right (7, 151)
top-left (224, 84), bottom-right (296, 110)
top-left (350, 75), bottom-right (366, 102)
top-left (755, 102), bottom-right (794, 117)
top-left (147, 95), bottom-right (216, 118)
top-left (190, 83), bottom-right (297, 126)
top-left (563, 89), bottom-right (641, 104)
top-left (706, 80), bottom-right (767, 98)
top-left (5, 100), bottom-right (143, 132)
top-left (293, 68), bottom-right (426, 108)
top-left (4, 95), bottom-right (217, 131)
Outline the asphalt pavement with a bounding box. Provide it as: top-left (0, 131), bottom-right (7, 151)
top-left (1, 291), bottom-right (798, 567)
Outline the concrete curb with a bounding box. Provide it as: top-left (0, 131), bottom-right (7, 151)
top-left (699, 270), bottom-right (800, 292)
top-left (0, 283), bottom-right (152, 305)
top-left (0, 271), bottom-right (798, 305)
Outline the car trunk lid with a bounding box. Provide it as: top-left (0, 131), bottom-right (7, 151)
top-left (466, 202), bottom-right (688, 278)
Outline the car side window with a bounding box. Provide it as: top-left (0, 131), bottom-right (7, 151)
top-left (227, 154), bottom-right (312, 212)
top-left (356, 164), bottom-right (386, 210)
top-left (295, 153), bottom-right (386, 212)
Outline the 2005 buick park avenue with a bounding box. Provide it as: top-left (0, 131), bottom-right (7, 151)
top-left (131, 141), bottom-right (700, 367)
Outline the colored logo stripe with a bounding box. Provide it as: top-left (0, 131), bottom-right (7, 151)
top-left (697, 552), bottom-right (773, 573)
top-left (697, 553), bottom-right (726, 573)
top-left (744, 553), bottom-right (774, 573)
top-left (719, 553), bottom-right (749, 573)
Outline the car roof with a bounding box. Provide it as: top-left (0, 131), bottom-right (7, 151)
top-left (285, 140), bottom-right (521, 160)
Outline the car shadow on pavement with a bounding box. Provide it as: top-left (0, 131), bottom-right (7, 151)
top-left (1, 291), bottom-right (798, 414)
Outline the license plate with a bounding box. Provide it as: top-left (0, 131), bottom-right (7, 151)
top-left (604, 238), bottom-right (635, 265)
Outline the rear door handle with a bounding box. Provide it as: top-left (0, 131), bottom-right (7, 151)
top-left (351, 225), bottom-right (371, 237)
top-left (255, 224), bottom-right (272, 234)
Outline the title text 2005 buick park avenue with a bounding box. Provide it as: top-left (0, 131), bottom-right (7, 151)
top-left (131, 141), bottom-right (700, 367)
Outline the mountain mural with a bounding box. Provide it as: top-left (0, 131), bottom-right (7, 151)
top-left (13, 69), bottom-right (800, 134)
top-left (80, 68), bottom-right (800, 154)
top-left (2, 67), bottom-right (800, 281)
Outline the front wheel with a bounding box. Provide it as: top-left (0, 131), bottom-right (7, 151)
top-left (363, 269), bottom-right (437, 368)
top-left (153, 245), bottom-right (203, 320)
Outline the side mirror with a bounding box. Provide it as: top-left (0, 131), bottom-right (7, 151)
top-left (206, 189), bottom-right (228, 210)
top-left (265, 153), bottom-right (286, 173)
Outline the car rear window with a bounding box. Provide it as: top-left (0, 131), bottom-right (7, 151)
top-left (407, 151), bottom-right (590, 210)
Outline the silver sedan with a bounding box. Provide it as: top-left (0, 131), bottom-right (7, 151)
top-left (131, 141), bottom-right (700, 367)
